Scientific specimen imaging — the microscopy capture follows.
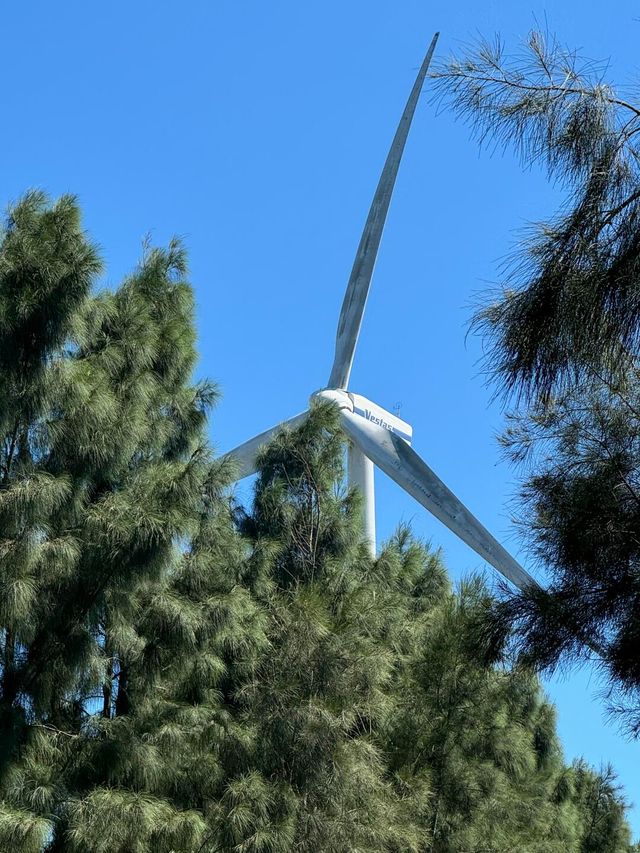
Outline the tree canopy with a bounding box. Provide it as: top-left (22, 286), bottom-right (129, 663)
top-left (434, 30), bottom-right (640, 402)
top-left (0, 192), bottom-right (634, 850)
top-left (434, 31), bottom-right (640, 736)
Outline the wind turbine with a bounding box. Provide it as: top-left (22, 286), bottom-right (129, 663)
top-left (222, 33), bottom-right (537, 593)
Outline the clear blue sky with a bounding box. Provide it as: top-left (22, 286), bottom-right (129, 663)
top-left (2, 0), bottom-right (638, 835)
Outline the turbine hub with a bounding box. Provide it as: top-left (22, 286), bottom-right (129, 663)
top-left (310, 388), bottom-right (354, 411)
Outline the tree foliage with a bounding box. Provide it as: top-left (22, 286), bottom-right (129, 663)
top-left (434, 28), bottom-right (640, 739)
top-left (571, 760), bottom-right (633, 853)
top-left (433, 30), bottom-right (640, 402)
top-left (0, 193), bottom-right (634, 849)
top-left (479, 370), bottom-right (640, 732)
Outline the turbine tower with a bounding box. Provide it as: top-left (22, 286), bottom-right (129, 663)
top-left (222, 33), bottom-right (537, 593)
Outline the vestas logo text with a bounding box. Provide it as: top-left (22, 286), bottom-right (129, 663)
top-left (364, 409), bottom-right (394, 431)
top-left (353, 406), bottom-right (412, 443)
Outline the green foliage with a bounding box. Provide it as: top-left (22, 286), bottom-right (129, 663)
top-left (0, 193), bottom-right (634, 850)
top-left (232, 402), bottom-right (424, 851)
top-left (433, 30), bottom-right (640, 402)
top-left (385, 578), bottom-right (580, 851)
top-left (571, 761), bottom-right (633, 853)
top-left (475, 371), bottom-right (640, 732)
top-left (434, 29), bottom-right (640, 743)
top-left (65, 789), bottom-right (207, 853)
top-left (0, 192), bottom-right (241, 849)
top-left (0, 805), bottom-right (52, 853)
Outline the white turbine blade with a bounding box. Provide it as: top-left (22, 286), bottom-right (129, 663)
top-left (222, 411), bottom-right (309, 481)
top-left (339, 409), bottom-right (537, 591)
top-left (327, 33), bottom-right (439, 391)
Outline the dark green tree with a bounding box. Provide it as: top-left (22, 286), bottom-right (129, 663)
top-left (433, 30), bottom-right (640, 402)
top-left (224, 407), bottom-right (635, 852)
top-left (0, 192), bottom-right (634, 851)
top-left (571, 760), bottom-right (633, 853)
top-left (480, 372), bottom-right (640, 734)
top-left (385, 577), bottom-right (580, 852)
top-left (434, 30), bottom-right (640, 738)
top-left (224, 404), bottom-right (427, 852)
top-left (0, 192), bottom-right (262, 850)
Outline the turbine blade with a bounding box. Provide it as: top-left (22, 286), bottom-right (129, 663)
top-left (222, 411), bottom-right (309, 481)
top-left (339, 408), bottom-right (537, 591)
top-left (327, 33), bottom-right (439, 390)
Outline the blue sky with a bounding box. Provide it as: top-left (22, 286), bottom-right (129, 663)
top-left (2, 0), bottom-right (639, 834)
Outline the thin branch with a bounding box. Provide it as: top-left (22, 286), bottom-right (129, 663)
top-left (32, 722), bottom-right (79, 739)
top-left (437, 66), bottom-right (640, 118)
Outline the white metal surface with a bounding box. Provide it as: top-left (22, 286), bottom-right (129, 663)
top-left (327, 33), bottom-right (440, 390)
top-left (348, 392), bottom-right (412, 444)
top-left (348, 442), bottom-right (376, 557)
top-left (339, 408), bottom-right (538, 591)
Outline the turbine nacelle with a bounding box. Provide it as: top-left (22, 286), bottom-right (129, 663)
top-left (313, 389), bottom-right (413, 446)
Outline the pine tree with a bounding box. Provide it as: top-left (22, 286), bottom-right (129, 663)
top-left (0, 192), bottom-right (260, 850)
top-left (220, 403), bottom-right (424, 852)
top-left (0, 192), bottom-right (635, 851)
top-left (433, 30), bottom-right (640, 733)
top-left (384, 576), bottom-right (581, 852)
top-left (571, 761), bottom-right (633, 853)
top-left (472, 372), bottom-right (640, 733)
top-left (53, 478), bottom-right (267, 852)
top-left (433, 29), bottom-right (640, 402)
top-left (221, 406), bottom-right (636, 852)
